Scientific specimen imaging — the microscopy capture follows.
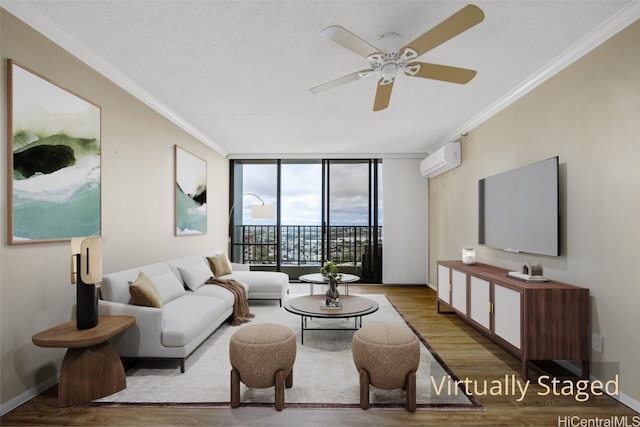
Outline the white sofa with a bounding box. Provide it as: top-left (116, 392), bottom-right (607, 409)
top-left (98, 253), bottom-right (289, 372)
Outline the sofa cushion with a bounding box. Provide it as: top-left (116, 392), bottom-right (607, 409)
top-left (129, 272), bottom-right (163, 308)
top-left (219, 271), bottom-right (288, 294)
top-left (207, 253), bottom-right (233, 276)
top-left (150, 270), bottom-right (187, 304)
top-left (161, 295), bottom-right (229, 347)
top-left (193, 284), bottom-right (236, 309)
top-left (177, 261), bottom-right (213, 291)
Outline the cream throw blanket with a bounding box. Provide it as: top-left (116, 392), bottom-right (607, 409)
top-left (206, 277), bottom-right (254, 326)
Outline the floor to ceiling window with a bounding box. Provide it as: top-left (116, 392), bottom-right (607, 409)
top-left (230, 159), bottom-right (382, 282)
top-left (229, 161), bottom-right (278, 265)
top-left (280, 160), bottom-right (323, 266)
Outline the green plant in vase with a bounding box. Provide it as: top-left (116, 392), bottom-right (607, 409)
top-left (321, 261), bottom-right (343, 306)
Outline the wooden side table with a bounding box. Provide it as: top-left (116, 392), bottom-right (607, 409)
top-left (32, 315), bottom-right (135, 407)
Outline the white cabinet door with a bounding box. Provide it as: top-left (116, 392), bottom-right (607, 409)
top-left (493, 284), bottom-right (521, 349)
top-left (469, 276), bottom-right (491, 330)
top-left (451, 269), bottom-right (467, 314)
top-left (437, 265), bottom-right (450, 303)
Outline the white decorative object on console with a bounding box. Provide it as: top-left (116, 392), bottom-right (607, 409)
top-left (462, 248), bottom-right (475, 265)
top-left (507, 262), bottom-right (547, 281)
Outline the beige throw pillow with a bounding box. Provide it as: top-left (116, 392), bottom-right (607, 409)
top-left (129, 271), bottom-right (163, 308)
top-left (207, 253), bottom-right (233, 277)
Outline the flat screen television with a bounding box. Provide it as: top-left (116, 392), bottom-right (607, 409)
top-left (478, 156), bottom-right (560, 256)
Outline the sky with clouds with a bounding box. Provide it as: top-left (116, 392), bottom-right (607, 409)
top-left (236, 161), bottom-right (383, 226)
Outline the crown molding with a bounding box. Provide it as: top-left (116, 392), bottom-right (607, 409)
top-left (436, 1), bottom-right (640, 151)
top-left (1, 1), bottom-right (229, 157)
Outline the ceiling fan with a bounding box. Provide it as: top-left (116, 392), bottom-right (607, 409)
top-left (309, 4), bottom-right (485, 111)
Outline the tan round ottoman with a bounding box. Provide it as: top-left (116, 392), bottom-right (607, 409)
top-left (352, 324), bottom-right (420, 412)
top-left (229, 323), bottom-right (296, 411)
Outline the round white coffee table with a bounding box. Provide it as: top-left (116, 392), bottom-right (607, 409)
top-left (298, 273), bottom-right (360, 295)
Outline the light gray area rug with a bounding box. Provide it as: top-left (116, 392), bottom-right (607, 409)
top-left (95, 294), bottom-right (482, 410)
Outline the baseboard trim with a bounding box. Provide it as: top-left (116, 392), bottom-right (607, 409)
top-left (554, 360), bottom-right (640, 412)
top-left (0, 375), bottom-right (58, 416)
top-left (616, 391), bottom-right (640, 414)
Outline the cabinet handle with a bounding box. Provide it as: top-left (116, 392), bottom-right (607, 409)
top-left (489, 302), bottom-right (494, 314)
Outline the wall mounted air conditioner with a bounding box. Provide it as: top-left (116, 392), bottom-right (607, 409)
top-left (420, 142), bottom-right (461, 178)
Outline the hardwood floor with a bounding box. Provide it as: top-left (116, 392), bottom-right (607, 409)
top-left (2, 285), bottom-right (637, 426)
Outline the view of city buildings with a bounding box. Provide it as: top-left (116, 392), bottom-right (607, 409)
top-left (234, 225), bottom-right (383, 267)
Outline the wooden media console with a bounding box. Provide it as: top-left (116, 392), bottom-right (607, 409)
top-left (437, 260), bottom-right (590, 380)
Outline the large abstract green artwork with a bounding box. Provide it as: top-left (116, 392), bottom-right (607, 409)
top-left (7, 60), bottom-right (101, 244)
top-left (175, 145), bottom-right (207, 235)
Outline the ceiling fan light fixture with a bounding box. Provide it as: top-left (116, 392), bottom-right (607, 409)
top-left (310, 4), bottom-right (484, 110)
top-left (381, 62), bottom-right (398, 82)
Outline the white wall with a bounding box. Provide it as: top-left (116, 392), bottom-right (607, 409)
top-left (0, 10), bottom-right (229, 412)
top-left (429, 21), bottom-right (640, 410)
top-left (382, 158), bottom-right (428, 284)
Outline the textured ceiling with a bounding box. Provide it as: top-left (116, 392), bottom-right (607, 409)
top-left (5, 1), bottom-right (639, 158)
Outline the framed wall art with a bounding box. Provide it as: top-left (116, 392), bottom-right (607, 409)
top-left (7, 59), bottom-right (101, 244)
top-left (175, 145), bottom-right (207, 235)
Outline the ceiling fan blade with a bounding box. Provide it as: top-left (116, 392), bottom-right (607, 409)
top-left (309, 69), bottom-right (373, 94)
top-left (401, 4), bottom-right (484, 58)
top-left (373, 78), bottom-right (394, 111)
top-left (406, 62), bottom-right (477, 84)
top-left (321, 25), bottom-right (382, 58)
